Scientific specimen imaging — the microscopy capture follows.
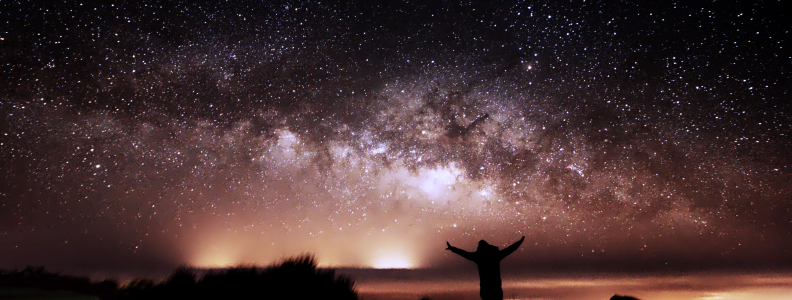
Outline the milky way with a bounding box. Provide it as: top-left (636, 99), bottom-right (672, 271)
top-left (1, 1), bottom-right (790, 274)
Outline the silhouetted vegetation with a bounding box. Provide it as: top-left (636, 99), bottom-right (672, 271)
top-left (0, 266), bottom-right (116, 299)
top-left (1, 255), bottom-right (357, 300)
top-left (120, 255), bottom-right (358, 300)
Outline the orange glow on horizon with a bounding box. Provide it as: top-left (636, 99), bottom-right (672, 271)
top-left (192, 250), bottom-right (238, 268)
top-left (371, 254), bottom-right (415, 269)
top-left (354, 273), bottom-right (792, 300)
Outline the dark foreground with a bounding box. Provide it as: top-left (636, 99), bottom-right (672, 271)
top-left (4, 262), bottom-right (792, 300)
top-left (0, 255), bottom-right (356, 300)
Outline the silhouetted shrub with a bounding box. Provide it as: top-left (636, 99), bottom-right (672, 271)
top-left (0, 266), bottom-right (117, 300)
top-left (120, 254), bottom-right (358, 300)
top-left (165, 265), bottom-right (197, 288)
top-left (98, 278), bottom-right (120, 290)
top-left (120, 278), bottom-right (156, 299)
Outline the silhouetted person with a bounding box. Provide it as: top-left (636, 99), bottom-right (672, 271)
top-left (446, 236), bottom-right (525, 300)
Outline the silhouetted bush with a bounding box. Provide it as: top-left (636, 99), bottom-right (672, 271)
top-left (0, 266), bottom-right (117, 300)
top-left (119, 278), bottom-right (156, 299)
top-left (120, 254), bottom-right (358, 300)
top-left (98, 278), bottom-right (120, 290)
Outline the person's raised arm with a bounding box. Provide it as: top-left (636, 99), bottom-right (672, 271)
top-left (446, 242), bottom-right (476, 261)
top-left (499, 236), bottom-right (525, 259)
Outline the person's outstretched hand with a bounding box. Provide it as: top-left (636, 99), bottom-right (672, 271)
top-left (446, 242), bottom-right (452, 250)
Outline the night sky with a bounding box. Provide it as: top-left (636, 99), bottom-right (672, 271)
top-left (1, 1), bottom-right (790, 276)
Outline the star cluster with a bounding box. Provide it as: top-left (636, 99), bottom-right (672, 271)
top-left (1, 1), bottom-right (790, 273)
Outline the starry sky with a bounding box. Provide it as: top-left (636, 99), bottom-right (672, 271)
top-left (1, 1), bottom-right (790, 275)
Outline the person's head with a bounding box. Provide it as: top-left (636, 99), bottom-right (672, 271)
top-left (477, 240), bottom-right (499, 252)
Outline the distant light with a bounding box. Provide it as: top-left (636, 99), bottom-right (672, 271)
top-left (372, 254), bottom-right (414, 269)
top-left (195, 259), bottom-right (235, 268)
top-left (193, 251), bottom-right (237, 268)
